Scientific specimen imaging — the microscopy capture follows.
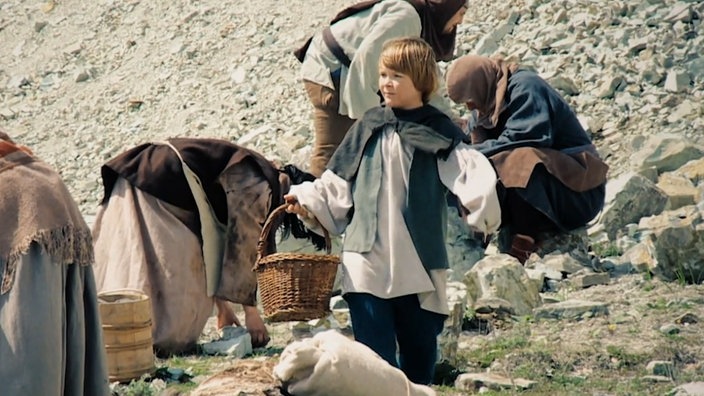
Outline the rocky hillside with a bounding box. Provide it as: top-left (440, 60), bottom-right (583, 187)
top-left (1, 0), bottom-right (702, 216)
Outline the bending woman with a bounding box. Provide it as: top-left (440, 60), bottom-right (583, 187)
top-left (92, 137), bottom-right (324, 354)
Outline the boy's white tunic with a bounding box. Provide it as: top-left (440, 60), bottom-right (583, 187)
top-left (290, 126), bottom-right (500, 315)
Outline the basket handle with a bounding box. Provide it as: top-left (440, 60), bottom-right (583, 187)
top-left (254, 203), bottom-right (332, 269)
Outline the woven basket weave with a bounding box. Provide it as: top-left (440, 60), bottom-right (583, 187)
top-left (253, 204), bottom-right (339, 322)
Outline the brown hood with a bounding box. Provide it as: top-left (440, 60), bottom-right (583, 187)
top-left (446, 54), bottom-right (519, 127)
top-left (407, 0), bottom-right (467, 62)
top-left (1, 141), bottom-right (93, 295)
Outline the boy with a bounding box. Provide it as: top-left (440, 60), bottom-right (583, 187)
top-left (285, 37), bottom-right (501, 384)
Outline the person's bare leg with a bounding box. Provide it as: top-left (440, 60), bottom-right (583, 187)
top-left (215, 298), bottom-right (241, 328)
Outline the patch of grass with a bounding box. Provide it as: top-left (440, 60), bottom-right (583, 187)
top-left (627, 325), bottom-right (642, 335)
top-left (158, 355), bottom-right (228, 377)
top-left (664, 332), bottom-right (685, 342)
top-left (109, 354), bottom-right (232, 396)
top-left (673, 261), bottom-right (704, 285)
top-left (512, 315), bottom-right (535, 325)
top-left (436, 369), bottom-right (674, 396)
top-left (644, 296), bottom-right (693, 313)
top-left (592, 241), bottom-right (623, 258)
top-left (248, 346), bottom-right (285, 358)
top-left (642, 281), bottom-right (656, 292)
top-left (522, 376), bottom-right (672, 395)
top-left (605, 345), bottom-right (648, 368)
top-left (509, 349), bottom-right (558, 378)
top-left (550, 373), bottom-right (586, 387)
top-left (463, 334), bottom-right (530, 368)
top-left (645, 297), bottom-right (669, 310)
top-left (114, 379), bottom-right (156, 396)
top-left (452, 319), bottom-right (686, 395)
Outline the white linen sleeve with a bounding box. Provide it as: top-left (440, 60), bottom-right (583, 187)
top-left (341, 10), bottom-right (421, 119)
top-left (438, 143), bottom-right (502, 235)
top-left (286, 169), bottom-right (353, 236)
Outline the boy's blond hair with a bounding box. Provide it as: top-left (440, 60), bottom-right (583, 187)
top-left (379, 37), bottom-right (438, 104)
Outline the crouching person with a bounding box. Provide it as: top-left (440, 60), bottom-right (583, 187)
top-left (0, 132), bottom-right (110, 395)
top-left (445, 55), bottom-right (608, 263)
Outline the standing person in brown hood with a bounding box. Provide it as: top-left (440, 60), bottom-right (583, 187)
top-left (294, 0), bottom-right (468, 177)
top-left (445, 55), bottom-right (609, 263)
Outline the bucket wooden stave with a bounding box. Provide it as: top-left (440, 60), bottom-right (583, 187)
top-left (98, 289), bottom-right (155, 383)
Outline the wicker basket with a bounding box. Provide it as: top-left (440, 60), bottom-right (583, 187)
top-left (254, 204), bottom-right (339, 322)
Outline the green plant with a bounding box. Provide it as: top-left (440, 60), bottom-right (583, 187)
top-left (159, 355), bottom-right (227, 377)
top-left (672, 261), bottom-right (704, 285)
top-left (248, 346), bottom-right (285, 357)
top-left (513, 315), bottom-right (535, 325)
top-left (647, 297), bottom-right (667, 310)
top-left (592, 241), bottom-right (623, 258)
top-left (664, 332), bottom-right (685, 342)
top-left (605, 345), bottom-right (646, 368)
top-left (116, 379), bottom-right (155, 396)
top-left (551, 373), bottom-right (586, 387)
top-left (642, 281), bottom-right (656, 292)
top-left (627, 326), bottom-right (641, 335)
top-left (464, 306), bottom-right (476, 321)
top-left (464, 334), bottom-right (530, 368)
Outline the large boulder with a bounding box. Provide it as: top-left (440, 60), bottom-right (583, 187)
top-left (637, 205), bottom-right (704, 283)
top-left (464, 254), bottom-right (542, 316)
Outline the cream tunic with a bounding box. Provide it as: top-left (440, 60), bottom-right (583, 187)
top-left (289, 127), bottom-right (500, 315)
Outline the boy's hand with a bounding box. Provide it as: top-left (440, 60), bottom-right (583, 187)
top-left (454, 117), bottom-right (468, 131)
top-left (283, 194), bottom-right (311, 219)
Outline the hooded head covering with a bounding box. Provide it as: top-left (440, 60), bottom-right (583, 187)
top-left (407, 0), bottom-right (467, 62)
top-left (294, 0), bottom-right (466, 63)
top-left (0, 130), bottom-right (33, 156)
top-left (1, 130), bottom-right (93, 295)
top-left (446, 54), bottom-right (519, 127)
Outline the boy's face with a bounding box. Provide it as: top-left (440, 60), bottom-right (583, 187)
top-left (378, 65), bottom-right (423, 110)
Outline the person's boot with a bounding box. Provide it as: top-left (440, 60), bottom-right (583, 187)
top-left (508, 234), bottom-right (538, 264)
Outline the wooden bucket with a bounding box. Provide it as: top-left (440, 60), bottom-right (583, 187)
top-left (97, 289), bottom-right (155, 383)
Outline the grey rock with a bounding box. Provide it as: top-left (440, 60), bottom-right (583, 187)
top-left (665, 69), bottom-right (692, 92)
top-left (646, 360), bottom-right (675, 378)
top-left (533, 299), bottom-right (609, 321)
top-left (600, 172), bottom-right (669, 239)
top-left (455, 373), bottom-right (536, 391)
top-left (571, 272), bottom-right (611, 288)
top-left (671, 382), bottom-right (704, 396)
